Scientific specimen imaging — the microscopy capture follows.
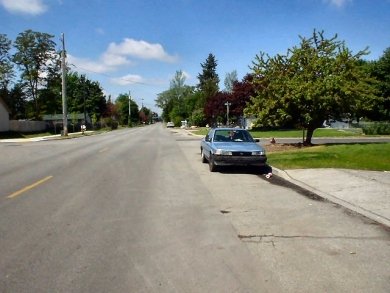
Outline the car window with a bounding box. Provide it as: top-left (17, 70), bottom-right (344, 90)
top-left (242, 131), bottom-right (255, 142)
top-left (213, 130), bottom-right (254, 142)
top-left (205, 130), bottom-right (213, 142)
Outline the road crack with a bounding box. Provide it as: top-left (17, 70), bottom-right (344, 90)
top-left (238, 234), bottom-right (388, 241)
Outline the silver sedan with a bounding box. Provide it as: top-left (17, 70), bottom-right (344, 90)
top-left (200, 128), bottom-right (267, 172)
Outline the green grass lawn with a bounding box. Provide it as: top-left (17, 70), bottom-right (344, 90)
top-left (267, 143), bottom-right (390, 171)
top-left (192, 127), bottom-right (364, 138)
top-left (251, 128), bottom-right (363, 138)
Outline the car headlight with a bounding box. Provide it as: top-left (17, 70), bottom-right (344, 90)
top-left (215, 149), bottom-right (232, 155)
top-left (252, 151), bottom-right (266, 156)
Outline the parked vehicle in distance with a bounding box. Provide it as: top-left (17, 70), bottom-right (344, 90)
top-left (200, 128), bottom-right (267, 172)
top-left (166, 122), bottom-right (175, 128)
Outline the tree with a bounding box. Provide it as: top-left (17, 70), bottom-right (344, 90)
top-left (197, 53), bottom-right (219, 107)
top-left (246, 30), bottom-right (379, 144)
top-left (170, 69), bottom-right (186, 91)
top-left (0, 34), bottom-right (14, 90)
top-left (224, 70), bottom-right (238, 93)
top-left (155, 88), bottom-right (175, 122)
top-left (65, 72), bottom-right (107, 123)
top-left (105, 96), bottom-right (118, 120)
top-left (39, 55), bottom-right (62, 115)
top-left (367, 48), bottom-right (390, 120)
top-left (139, 106), bottom-right (151, 124)
top-left (155, 70), bottom-right (195, 123)
top-left (115, 93), bottom-right (139, 125)
top-left (204, 91), bottom-right (231, 125)
top-left (229, 74), bottom-right (256, 119)
top-left (12, 30), bottom-right (58, 119)
top-left (204, 74), bottom-right (255, 126)
top-left (190, 108), bottom-right (206, 127)
top-left (7, 83), bottom-right (26, 119)
top-left (0, 34), bottom-right (14, 114)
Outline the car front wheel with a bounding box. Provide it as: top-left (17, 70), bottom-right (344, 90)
top-left (208, 154), bottom-right (218, 172)
top-left (201, 149), bottom-right (207, 163)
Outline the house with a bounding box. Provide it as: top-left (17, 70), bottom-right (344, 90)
top-left (0, 97), bottom-right (10, 132)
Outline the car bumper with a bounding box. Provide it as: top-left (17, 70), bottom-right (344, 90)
top-left (213, 155), bottom-right (267, 166)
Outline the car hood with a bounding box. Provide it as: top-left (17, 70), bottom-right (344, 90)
top-left (212, 142), bottom-right (265, 152)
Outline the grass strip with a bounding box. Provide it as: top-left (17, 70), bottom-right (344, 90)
top-left (192, 128), bottom-right (364, 138)
top-left (267, 143), bottom-right (390, 171)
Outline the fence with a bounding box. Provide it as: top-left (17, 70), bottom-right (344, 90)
top-left (9, 120), bottom-right (47, 132)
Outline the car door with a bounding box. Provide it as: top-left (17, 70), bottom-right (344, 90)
top-left (202, 130), bottom-right (214, 159)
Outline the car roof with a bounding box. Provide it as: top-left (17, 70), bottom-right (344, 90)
top-left (212, 127), bottom-right (245, 131)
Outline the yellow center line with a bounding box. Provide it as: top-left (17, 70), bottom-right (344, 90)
top-left (7, 176), bottom-right (53, 199)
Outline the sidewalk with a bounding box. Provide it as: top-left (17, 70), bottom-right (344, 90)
top-left (0, 131), bottom-right (93, 143)
top-left (272, 168), bottom-right (390, 227)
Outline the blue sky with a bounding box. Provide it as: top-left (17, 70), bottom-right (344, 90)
top-left (1, 0), bottom-right (389, 113)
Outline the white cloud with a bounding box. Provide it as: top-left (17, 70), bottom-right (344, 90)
top-left (67, 54), bottom-right (115, 74)
top-left (324, 0), bottom-right (352, 8)
top-left (0, 0), bottom-right (47, 15)
top-left (107, 38), bottom-right (178, 63)
top-left (101, 52), bottom-right (133, 67)
top-left (110, 74), bottom-right (145, 86)
top-left (68, 38), bottom-right (178, 75)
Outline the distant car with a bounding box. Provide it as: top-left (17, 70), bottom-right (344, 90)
top-left (166, 122), bottom-right (174, 128)
top-left (200, 128), bottom-right (267, 172)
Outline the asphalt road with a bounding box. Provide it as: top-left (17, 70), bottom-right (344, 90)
top-left (0, 124), bottom-right (389, 292)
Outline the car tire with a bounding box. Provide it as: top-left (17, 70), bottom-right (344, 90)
top-left (201, 149), bottom-right (207, 163)
top-left (209, 154), bottom-right (218, 172)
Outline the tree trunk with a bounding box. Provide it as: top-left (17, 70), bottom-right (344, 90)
top-left (304, 127), bottom-right (315, 145)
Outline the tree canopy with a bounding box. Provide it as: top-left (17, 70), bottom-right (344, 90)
top-left (204, 74), bottom-right (255, 126)
top-left (197, 53), bottom-right (219, 108)
top-left (0, 34), bottom-right (13, 90)
top-left (224, 70), bottom-right (238, 93)
top-left (366, 48), bottom-right (390, 120)
top-left (12, 30), bottom-right (58, 119)
top-left (155, 70), bottom-right (196, 125)
top-left (245, 30), bottom-right (379, 144)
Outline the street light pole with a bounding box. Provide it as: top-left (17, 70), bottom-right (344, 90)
top-left (61, 33), bottom-right (68, 136)
top-left (128, 91), bottom-right (131, 127)
top-left (224, 101), bottom-right (231, 126)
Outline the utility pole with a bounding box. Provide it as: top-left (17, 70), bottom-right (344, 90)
top-left (61, 33), bottom-right (68, 136)
top-left (224, 101), bottom-right (231, 126)
top-left (128, 91), bottom-right (131, 127)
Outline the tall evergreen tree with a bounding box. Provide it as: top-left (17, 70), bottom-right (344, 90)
top-left (197, 53), bottom-right (219, 107)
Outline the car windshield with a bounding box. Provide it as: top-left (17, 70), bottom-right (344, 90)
top-left (213, 130), bottom-right (254, 142)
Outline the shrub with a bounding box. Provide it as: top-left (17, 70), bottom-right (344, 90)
top-left (360, 122), bottom-right (390, 135)
top-left (190, 109), bottom-right (206, 127)
top-left (102, 117), bottom-right (119, 130)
